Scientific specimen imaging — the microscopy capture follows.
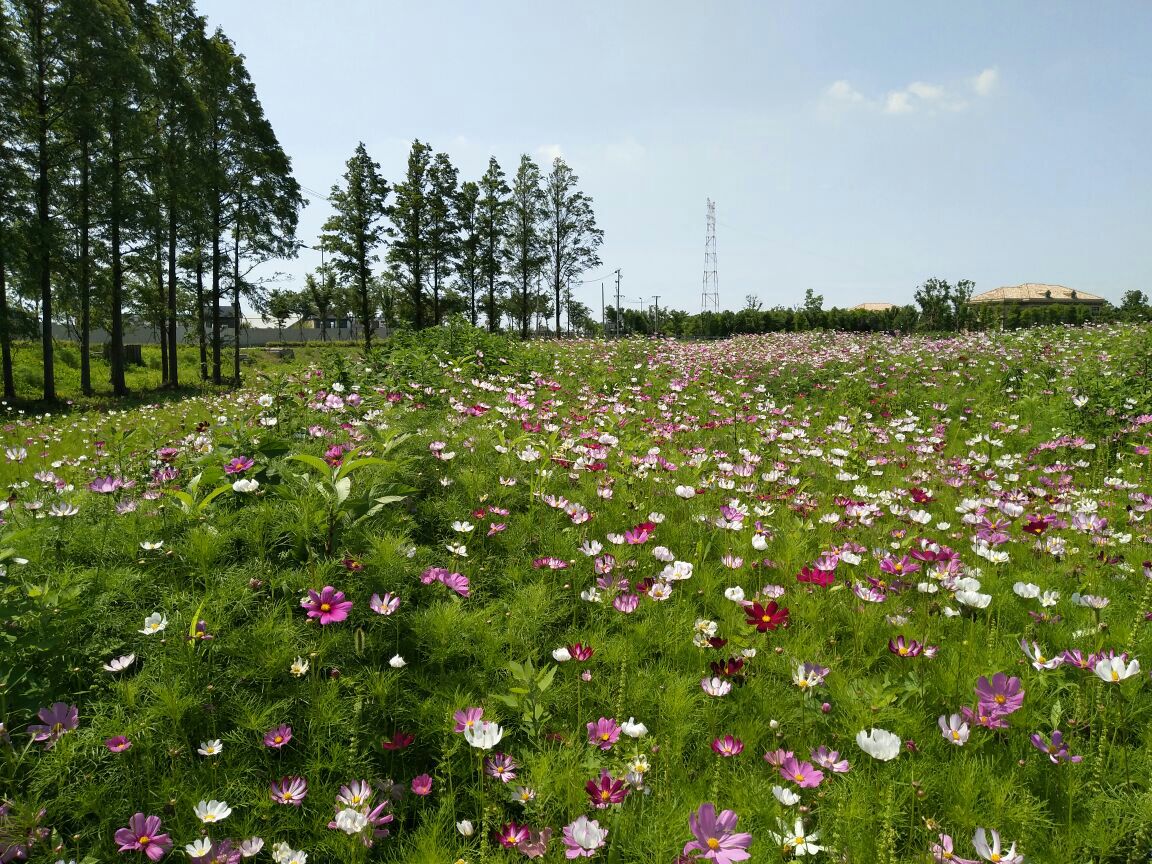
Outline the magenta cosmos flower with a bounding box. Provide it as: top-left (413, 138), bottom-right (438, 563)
top-left (779, 755), bottom-right (824, 788)
top-left (301, 586), bottom-right (353, 625)
top-left (105, 735), bottom-right (132, 752)
top-left (682, 802), bottom-right (752, 863)
top-left (711, 736), bottom-right (744, 757)
top-left (585, 771), bottom-right (629, 808)
top-left (114, 813), bottom-right (172, 861)
top-left (264, 724), bottom-right (292, 749)
top-left (28, 702), bottom-right (79, 748)
top-left (587, 717), bottom-right (621, 750)
top-left (223, 456), bottom-right (254, 475)
top-left (410, 774), bottom-right (433, 796)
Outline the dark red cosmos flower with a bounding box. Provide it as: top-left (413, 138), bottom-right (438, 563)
top-left (341, 556), bottom-right (364, 572)
top-left (585, 771), bottom-right (630, 808)
top-left (745, 600), bottom-right (789, 633)
top-left (709, 657), bottom-right (745, 679)
top-left (381, 731), bottom-right (414, 751)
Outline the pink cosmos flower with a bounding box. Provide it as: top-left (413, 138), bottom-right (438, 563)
top-left (369, 592), bottom-right (400, 615)
top-left (585, 771), bottom-right (629, 808)
top-left (300, 586), bottom-right (353, 625)
top-left (410, 774), bottom-right (433, 796)
top-left (263, 724), bottom-right (292, 749)
top-left (779, 755), bottom-right (824, 788)
top-left (563, 816), bottom-right (608, 858)
top-left (224, 456), bottom-right (254, 475)
top-left (105, 735), bottom-right (132, 752)
top-left (269, 775), bottom-right (308, 805)
top-left (682, 802), bottom-right (752, 863)
top-left (587, 717), bottom-right (621, 750)
top-left (810, 746), bottom-right (850, 773)
top-left (28, 702), bottom-right (79, 748)
top-left (454, 706), bottom-right (483, 733)
top-left (114, 813), bottom-right (172, 861)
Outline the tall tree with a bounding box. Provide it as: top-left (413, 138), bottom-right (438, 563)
top-left (147, 0), bottom-right (206, 387)
top-left (455, 179), bottom-right (481, 327)
top-left (387, 139), bottom-right (431, 331)
top-left (476, 157), bottom-right (508, 332)
top-left (226, 66), bottom-right (302, 384)
top-left (505, 154), bottom-right (547, 339)
top-left (0, 1), bottom-right (25, 398)
top-left (425, 151), bottom-right (458, 326)
top-left (10, 0), bottom-right (72, 399)
top-left (542, 157), bottom-right (602, 336)
top-left (322, 142), bottom-right (388, 351)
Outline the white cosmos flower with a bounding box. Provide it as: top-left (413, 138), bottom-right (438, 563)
top-left (1012, 582), bottom-right (1040, 599)
top-left (552, 647), bottom-right (572, 662)
top-left (103, 653), bottom-right (135, 673)
top-left (290, 657), bottom-right (309, 677)
top-left (198, 739), bottom-right (223, 756)
top-left (451, 520), bottom-right (474, 533)
top-left (724, 586), bottom-right (745, 602)
top-left (456, 819), bottom-right (475, 837)
top-left (232, 478), bottom-right (259, 493)
top-left (194, 799), bottom-right (232, 823)
top-left (674, 485), bottom-right (696, 499)
top-left (185, 838), bottom-right (213, 857)
top-left (620, 717), bottom-right (648, 738)
top-left (856, 728), bottom-right (902, 761)
top-left (334, 807), bottom-right (368, 834)
top-left (389, 654), bottom-right (407, 668)
top-left (140, 540), bottom-right (164, 550)
top-left (566, 815), bottom-right (609, 852)
top-left (1093, 656), bottom-right (1140, 683)
top-left (772, 784), bottom-right (800, 806)
top-left (955, 590), bottom-right (992, 609)
top-left (464, 720), bottom-right (504, 749)
top-left (139, 612), bottom-right (168, 634)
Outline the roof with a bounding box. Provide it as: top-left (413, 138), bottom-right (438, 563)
top-left (850, 302), bottom-right (897, 311)
top-left (969, 283), bottom-right (1106, 305)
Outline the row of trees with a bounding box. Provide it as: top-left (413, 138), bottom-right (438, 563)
top-left (272, 142), bottom-right (604, 351)
top-left (0, 0), bottom-right (302, 400)
top-left (603, 279), bottom-right (1137, 339)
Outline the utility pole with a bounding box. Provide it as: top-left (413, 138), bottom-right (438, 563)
top-left (652, 295), bottom-right (660, 335)
top-left (614, 269), bottom-right (622, 336)
top-left (601, 282), bottom-right (605, 336)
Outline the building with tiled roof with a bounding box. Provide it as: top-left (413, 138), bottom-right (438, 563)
top-left (969, 283), bottom-right (1106, 306)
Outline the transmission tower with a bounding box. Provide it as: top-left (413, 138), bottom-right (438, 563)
top-left (701, 198), bottom-right (719, 312)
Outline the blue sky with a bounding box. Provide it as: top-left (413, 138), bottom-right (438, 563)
top-left (198, 0), bottom-right (1152, 313)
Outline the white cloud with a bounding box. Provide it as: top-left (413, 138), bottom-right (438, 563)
top-left (883, 91), bottom-right (914, 114)
top-left (535, 143), bottom-right (564, 165)
top-left (827, 67), bottom-right (996, 116)
top-left (972, 67), bottom-right (998, 96)
top-left (826, 80), bottom-right (865, 103)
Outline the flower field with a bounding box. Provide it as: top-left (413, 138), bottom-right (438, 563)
top-left (2, 324), bottom-right (1152, 863)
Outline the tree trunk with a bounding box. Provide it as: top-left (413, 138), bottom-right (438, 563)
top-left (360, 273), bottom-right (371, 353)
top-left (0, 222), bottom-right (14, 400)
top-left (195, 239), bottom-right (207, 380)
top-left (232, 196), bottom-right (242, 386)
top-left (34, 10), bottom-right (54, 401)
top-left (109, 110), bottom-right (127, 397)
top-left (520, 277), bottom-right (529, 339)
top-left (554, 271), bottom-right (562, 337)
top-left (211, 193), bottom-right (221, 384)
top-left (156, 218), bottom-right (168, 384)
top-left (166, 182), bottom-right (179, 387)
top-left (79, 134), bottom-right (92, 395)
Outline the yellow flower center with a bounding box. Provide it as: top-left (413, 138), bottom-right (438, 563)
top-left (951, 731), bottom-right (960, 740)
top-left (139, 836), bottom-right (151, 845)
top-left (795, 836), bottom-right (805, 845)
top-left (1111, 670), bottom-right (1120, 681)
top-left (994, 694), bottom-right (1006, 704)
top-left (707, 838), bottom-right (720, 850)
top-left (899, 647), bottom-right (909, 656)
top-left (793, 772), bottom-right (804, 782)
top-left (320, 603), bottom-right (331, 612)
top-left (203, 814), bottom-right (216, 822)
top-left (600, 732), bottom-right (611, 740)
top-left (600, 790), bottom-right (611, 800)
top-left (274, 735), bottom-right (283, 743)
